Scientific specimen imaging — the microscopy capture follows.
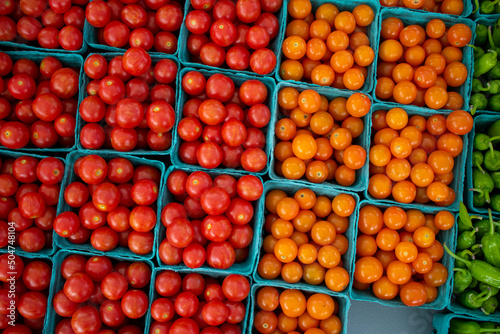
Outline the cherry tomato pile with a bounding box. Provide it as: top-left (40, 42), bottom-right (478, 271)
top-left (0, 254), bottom-right (52, 330)
top-left (376, 17), bottom-right (472, 110)
top-left (280, 1), bottom-right (375, 91)
top-left (380, 0), bottom-right (465, 16)
top-left (353, 204), bottom-right (455, 307)
top-left (275, 86), bottom-right (370, 186)
top-left (53, 253), bottom-right (151, 333)
top-left (150, 270), bottom-right (250, 333)
top-left (178, 70), bottom-right (271, 172)
top-left (368, 108), bottom-right (473, 206)
top-left (183, 0), bottom-right (281, 74)
top-left (0, 53), bottom-right (79, 150)
top-left (0, 154), bottom-right (65, 253)
top-left (54, 154), bottom-right (161, 255)
top-left (0, 0), bottom-right (84, 50)
top-left (80, 52), bottom-right (176, 152)
top-left (160, 170), bottom-right (263, 270)
top-left (85, 0), bottom-right (183, 53)
top-left (253, 286), bottom-right (343, 334)
top-left (257, 187), bottom-right (355, 292)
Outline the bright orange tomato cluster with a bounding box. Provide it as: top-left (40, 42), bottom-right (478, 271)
top-left (368, 108), bottom-right (473, 205)
top-left (354, 204), bottom-right (454, 307)
top-left (376, 17), bottom-right (472, 110)
top-left (280, 0), bottom-right (375, 90)
top-left (380, 0), bottom-right (464, 16)
top-left (276, 87), bottom-right (370, 186)
top-left (254, 286), bottom-right (343, 334)
top-left (257, 188), bottom-right (355, 292)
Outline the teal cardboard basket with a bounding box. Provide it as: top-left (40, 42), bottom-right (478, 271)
top-left (145, 267), bottom-right (251, 334)
top-left (171, 67), bottom-right (276, 175)
top-left (275, 0), bottom-right (381, 94)
top-left (252, 180), bottom-right (359, 296)
top-left (177, 0), bottom-right (286, 77)
top-left (472, 0), bottom-right (500, 19)
top-left (364, 103), bottom-right (468, 212)
top-left (46, 249), bottom-right (154, 334)
top-left (447, 212), bottom-right (500, 320)
top-left (350, 200), bottom-right (457, 311)
top-left (54, 150), bottom-right (167, 260)
top-left (465, 114), bottom-right (500, 216)
top-left (469, 17), bottom-right (500, 116)
top-left (156, 165), bottom-right (263, 275)
top-left (432, 313), bottom-right (500, 333)
top-left (77, 52), bottom-right (180, 155)
top-left (0, 148), bottom-right (66, 256)
top-left (83, 5), bottom-right (185, 57)
top-left (248, 282), bottom-right (351, 334)
top-left (382, 0), bottom-right (472, 18)
top-left (1, 51), bottom-right (84, 153)
top-left (269, 81), bottom-right (371, 192)
top-left (372, 7), bottom-right (475, 113)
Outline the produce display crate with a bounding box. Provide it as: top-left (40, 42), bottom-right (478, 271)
top-left (470, 17), bottom-right (499, 115)
top-left (472, 1), bottom-right (500, 19)
top-left (0, 148), bottom-right (66, 256)
top-left (54, 150), bottom-right (167, 260)
top-left (156, 165), bottom-right (264, 275)
top-left (372, 7), bottom-right (475, 112)
top-left (364, 103), bottom-right (469, 212)
top-left (466, 114), bottom-right (500, 216)
top-left (275, 0), bottom-right (381, 94)
top-left (0, 30), bottom-right (87, 54)
top-left (177, 0), bottom-right (287, 77)
top-left (446, 212), bottom-right (500, 320)
top-left (77, 52), bottom-right (180, 156)
top-left (248, 281), bottom-right (352, 334)
top-left (269, 81), bottom-right (371, 192)
top-left (145, 267), bottom-right (251, 333)
top-left (46, 249), bottom-right (155, 334)
top-left (83, 8), bottom-right (186, 57)
top-left (171, 67), bottom-right (276, 175)
top-left (350, 200), bottom-right (457, 310)
top-left (432, 313), bottom-right (499, 333)
top-left (1, 51), bottom-right (84, 153)
top-left (252, 180), bottom-right (359, 296)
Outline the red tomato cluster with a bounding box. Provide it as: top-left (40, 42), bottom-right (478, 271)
top-left (150, 270), bottom-right (250, 334)
top-left (179, 71), bottom-right (270, 172)
top-left (0, 255), bottom-right (52, 331)
top-left (85, 0), bottom-right (183, 54)
top-left (159, 170), bottom-right (263, 269)
top-left (0, 53), bottom-right (79, 149)
top-left (0, 0), bottom-right (85, 50)
top-left (354, 205), bottom-right (454, 307)
top-left (184, 0), bottom-right (282, 74)
top-left (54, 154), bottom-right (161, 255)
top-left (53, 254), bottom-right (151, 333)
top-left (81, 53), bottom-right (177, 152)
top-left (0, 154), bottom-right (65, 253)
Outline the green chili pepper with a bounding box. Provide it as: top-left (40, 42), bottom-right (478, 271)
top-left (472, 168), bottom-right (494, 203)
top-left (488, 94), bottom-right (500, 112)
top-left (475, 48), bottom-right (498, 78)
top-left (489, 27), bottom-right (500, 57)
top-left (479, 282), bottom-right (500, 296)
top-left (458, 229), bottom-right (478, 251)
top-left (450, 318), bottom-right (500, 334)
top-left (456, 250), bottom-right (476, 269)
top-left (488, 120), bottom-right (500, 138)
top-left (445, 243), bottom-right (500, 289)
top-left (482, 295), bottom-right (499, 315)
top-left (488, 63), bottom-right (500, 79)
top-left (492, 194), bottom-right (500, 212)
top-left (480, 209), bottom-right (500, 268)
top-left (480, 322), bottom-right (499, 333)
top-left (473, 151), bottom-right (486, 174)
top-left (477, 24), bottom-right (489, 47)
top-left (476, 220), bottom-right (491, 240)
top-left (474, 134), bottom-right (500, 151)
top-left (471, 278), bottom-right (480, 289)
top-left (473, 189), bottom-right (488, 207)
top-left (454, 268), bottom-right (474, 294)
top-left (485, 143), bottom-right (500, 172)
top-left (484, 0), bottom-right (500, 14)
top-left (490, 81), bottom-right (500, 95)
top-left (459, 288), bottom-right (493, 309)
top-left (471, 45), bottom-right (487, 59)
top-left (473, 244), bottom-right (485, 257)
top-left (492, 172), bottom-right (500, 189)
top-left (472, 93), bottom-right (488, 114)
top-left (492, 20), bottom-right (500, 50)
top-left (473, 79), bottom-right (491, 93)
